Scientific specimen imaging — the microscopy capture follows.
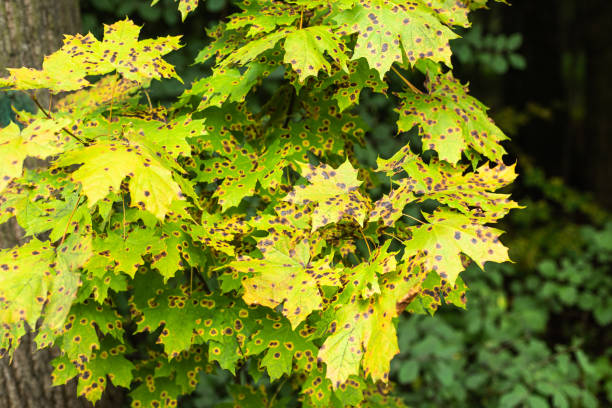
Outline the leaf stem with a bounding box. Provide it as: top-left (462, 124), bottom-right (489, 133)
top-left (59, 195), bottom-right (83, 247)
top-left (391, 66), bottom-right (424, 95)
top-left (299, 6), bottom-right (304, 30)
top-left (30, 94), bottom-right (89, 145)
top-left (359, 227), bottom-right (373, 258)
top-left (144, 89), bottom-right (154, 113)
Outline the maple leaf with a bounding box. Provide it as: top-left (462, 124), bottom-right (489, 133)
top-left (227, 234), bottom-right (343, 329)
top-left (284, 161), bottom-right (370, 231)
top-left (57, 300), bottom-right (124, 361)
top-left (86, 228), bottom-right (160, 279)
top-left (60, 339), bottom-right (134, 404)
top-left (227, 0), bottom-right (301, 36)
top-left (56, 139), bottom-right (183, 220)
top-left (333, 0), bottom-right (458, 76)
top-left (1, 20), bottom-right (182, 92)
top-left (0, 49), bottom-right (90, 92)
top-left (319, 59), bottom-right (388, 112)
top-left (344, 241), bottom-right (398, 299)
top-left (403, 208), bottom-right (510, 284)
top-left (55, 74), bottom-right (141, 116)
top-left (400, 157), bottom-right (520, 220)
top-left (397, 71), bottom-right (508, 163)
top-left (197, 140), bottom-right (286, 211)
top-left (318, 270), bottom-right (420, 387)
top-left (246, 315), bottom-right (317, 381)
top-left (373, 153), bottom-right (520, 222)
top-left (283, 26), bottom-right (349, 82)
top-left (221, 29), bottom-right (291, 67)
top-left (0, 119), bottom-right (73, 192)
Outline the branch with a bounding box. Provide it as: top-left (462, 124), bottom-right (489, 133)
top-left (30, 94), bottom-right (89, 145)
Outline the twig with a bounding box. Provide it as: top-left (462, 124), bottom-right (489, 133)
top-left (30, 94), bottom-right (89, 145)
top-left (391, 66), bottom-right (424, 95)
top-left (268, 377), bottom-right (288, 408)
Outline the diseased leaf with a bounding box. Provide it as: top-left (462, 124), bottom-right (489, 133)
top-left (1, 20), bottom-right (182, 92)
top-left (334, 0), bottom-right (458, 76)
top-left (404, 208), bottom-right (510, 283)
top-left (56, 139), bottom-right (183, 219)
top-left (284, 26), bottom-right (349, 82)
top-left (397, 71), bottom-right (508, 163)
top-left (228, 234), bottom-right (343, 329)
top-left (285, 161), bottom-right (370, 231)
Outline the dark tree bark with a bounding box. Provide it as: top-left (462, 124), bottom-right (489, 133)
top-left (0, 1), bottom-right (124, 407)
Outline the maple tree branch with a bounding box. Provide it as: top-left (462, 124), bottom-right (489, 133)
top-left (391, 66), bottom-right (424, 95)
top-left (30, 94), bottom-right (89, 145)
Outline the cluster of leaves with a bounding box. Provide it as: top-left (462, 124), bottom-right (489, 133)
top-left (389, 191), bottom-right (612, 408)
top-left (0, 0), bottom-right (515, 406)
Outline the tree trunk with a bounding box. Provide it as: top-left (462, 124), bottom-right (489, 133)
top-left (0, 2), bottom-right (124, 407)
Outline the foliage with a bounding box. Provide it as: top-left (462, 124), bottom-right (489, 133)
top-left (0, 0), bottom-right (516, 406)
top-left (390, 179), bottom-right (612, 408)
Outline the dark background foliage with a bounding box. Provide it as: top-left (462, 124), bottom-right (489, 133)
top-left (3, 0), bottom-right (611, 406)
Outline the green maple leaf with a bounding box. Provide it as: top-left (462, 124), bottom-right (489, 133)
top-left (246, 315), bottom-right (317, 381)
top-left (197, 140), bottom-right (286, 211)
top-left (319, 59), bottom-right (388, 111)
top-left (228, 234), bottom-right (342, 329)
top-left (397, 71), bottom-right (508, 163)
top-left (149, 222), bottom-right (204, 281)
top-left (87, 228), bottom-right (160, 278)
top-left (0, 119), bottom-right (73, 191)
top-left (134, 288), bottom-right (197, 357)
top-left (192, 65), bottom-right (268, 110)
top-left (56, 139), bottom-right (183, 220)
top-left (227, 1), bottom-right (301, 36)
top-left (318, 271), bottom-right (418, 387)
top-left (284, 161), bottom-right (370, 231)
top-left (72, 338), bottom-right (134, 403)
top-left (283, 26), bottom-right (349, 82)
top-left (58, 300), bottom-right (124, 361)
top-left (404, 208), bottom-right (510, 283)
top-left (333, 0), bottom-right (458, 76)
top-left (129, 371), bottom-right (182, 408)
top-left (221, 29), bottom-right (291, 67)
